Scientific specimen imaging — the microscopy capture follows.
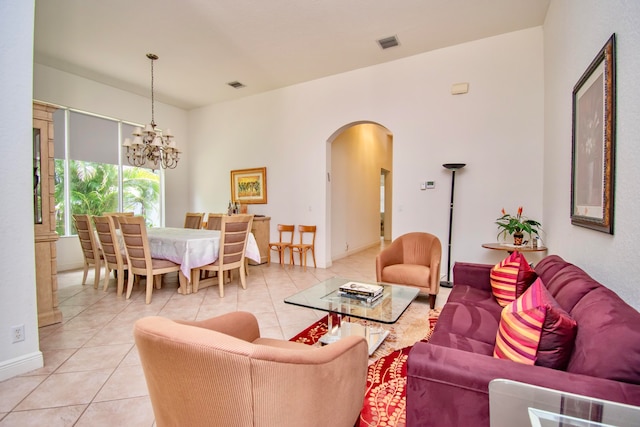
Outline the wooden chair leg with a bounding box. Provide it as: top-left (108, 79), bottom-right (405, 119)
top-left (125, 270), bottom-right (135, 299)
top-left (218, 270), bottom-right (225, 298)
top-left (93, 262), bottom-right (101, 289)
top-left (81, 263), bottom-right (89, 285)
top-left (116, 268), bottom-right (125, 296)
top-left (429, 294), bottom-right (436, 309)
top-left (239, 266), bottom-right (247, 290)
top-left (102, 266), bottom-right (111, 292)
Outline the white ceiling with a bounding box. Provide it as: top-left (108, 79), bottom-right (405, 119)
top-left (34, 0), bottom-right (550, 110)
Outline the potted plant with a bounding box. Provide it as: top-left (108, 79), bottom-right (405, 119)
top-left (496, 206), bottom-right (541, 245)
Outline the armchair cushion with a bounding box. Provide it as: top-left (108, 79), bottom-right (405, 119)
top-left (380, 264), bottom-right (432, 288)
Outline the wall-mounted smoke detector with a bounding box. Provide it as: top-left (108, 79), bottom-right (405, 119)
top-left (227, 81), bottom-right (246, 89)
top-left (377, 35), bottom-right (400, 50)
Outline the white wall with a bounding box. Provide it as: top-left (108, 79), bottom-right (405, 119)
top-left (189, 27), bottom-right (545, 272)
top-left (0, 1), bottom-right (44, 381)
top-left (543, 1), bottom-right (640, 309)
top-left (33, 64), bottom-right (191, 271)
top-left (331, 123), bottom-right (392, 260)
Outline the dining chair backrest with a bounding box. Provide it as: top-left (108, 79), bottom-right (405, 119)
top-left (118, 216), bottom-right (152, 272)
top-left (296, 225), bottom-right (317, 246)
top-left (184, 212), bottom-right (204, 229)
top-left (218, 214), bottom-right (254, 268)
top-left (93, 215), bottom-right (128, 295)
top-left (205, 213), bottom-right (224, 231)
top-left (118, 215), bottom-right (180, 304)
top-left (104, 211), bottom-right (134, 229)
top-left (72, 213), bottom-right (103, 289)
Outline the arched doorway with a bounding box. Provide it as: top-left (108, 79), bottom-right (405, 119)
top-left (326, 122), bottom-right (393, 264)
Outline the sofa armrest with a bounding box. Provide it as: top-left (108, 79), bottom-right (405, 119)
top-left (406, 342), bottom-right (640, 427)
top-left (453, 262), bottom-right (493, 292)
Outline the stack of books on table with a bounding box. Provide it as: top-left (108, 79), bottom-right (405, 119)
top-left (338, 282), bottom-right (384, 304)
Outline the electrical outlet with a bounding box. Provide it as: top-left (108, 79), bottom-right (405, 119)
top-left (11, 324), bottom-right (25, 343)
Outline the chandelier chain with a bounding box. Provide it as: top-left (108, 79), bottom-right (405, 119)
top-left (150, 56), bottom-right (155, 127)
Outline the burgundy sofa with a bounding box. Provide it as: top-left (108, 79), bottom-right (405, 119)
top-left (406, 255), bottom-right (640, 427)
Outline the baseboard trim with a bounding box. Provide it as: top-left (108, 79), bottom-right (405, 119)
top-left (0, 351), bottom-right (44, 382)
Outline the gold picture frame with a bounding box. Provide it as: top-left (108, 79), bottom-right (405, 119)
top-left (230, 167), bottom-right (267, 204)
top-left (570, 34), bottom-right (616, 234)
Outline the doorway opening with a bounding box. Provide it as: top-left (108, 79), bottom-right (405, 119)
top-left (326, 122), bottom-right (393, 262)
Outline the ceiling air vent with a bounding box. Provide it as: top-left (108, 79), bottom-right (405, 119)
top-left (377, 35), bottom-right (399, 50)
top-left (227, 81), bottom-right (246, 89)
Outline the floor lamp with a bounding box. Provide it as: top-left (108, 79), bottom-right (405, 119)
top-left (440, 163), bottom-right (466, 288)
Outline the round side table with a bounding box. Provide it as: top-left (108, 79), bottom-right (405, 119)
top-left (481, 242), bottom-right (548, 255)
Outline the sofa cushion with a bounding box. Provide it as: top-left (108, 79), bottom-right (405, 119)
top-left (434, 298), bottom-right (502, 346)
top-left (381, 264), bottom-right (431, 288)
top-left (429, 331), bottom-right (495, 356)
top-left (490, 251), bottom-right (537, 306)
top-left (566, 287), bottom-right (640, 384)
top-left (494, 278), bottom-right (577, 369)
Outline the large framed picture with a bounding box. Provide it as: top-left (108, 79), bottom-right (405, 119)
top-left (570, 34), bottom-right (616, 234)
top-left (230, 167), bottom-right (267, 204)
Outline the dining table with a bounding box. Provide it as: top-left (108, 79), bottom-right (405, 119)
top-left (145, 227), bottom-right (261, 295)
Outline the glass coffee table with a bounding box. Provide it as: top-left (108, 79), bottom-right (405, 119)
top-left (284, 277), bottom-right (419, 355)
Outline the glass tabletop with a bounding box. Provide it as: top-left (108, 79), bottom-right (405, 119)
top-left (489, 379), bottom-right (640, 427)
top-left (284, 277), bottom-right (419, 324)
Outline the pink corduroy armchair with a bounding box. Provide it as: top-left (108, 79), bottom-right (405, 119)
top-left (376, 232), bottom-right (442, 309)
top-left (134, 311), bottom-right (369, 427)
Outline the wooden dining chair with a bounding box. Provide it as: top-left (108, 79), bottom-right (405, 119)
top-left (119, 216), bottom-right (181, 304)
top-left (193, 214), bottom-right (254, 297)
top-left (268, 224), bottom-right (295, 265)
top-left (93, 215), bottom-right (128, 296)
top-left (72, 214), bottom-right (104, 289)
top-left (104, 211), bottom-right (134, 229)
top-left (289, 225), bottom-right (317, 270)
top-left (184, 212), bottom-right (204, 229)
top-left (205, 213), bottom-right (224, 231)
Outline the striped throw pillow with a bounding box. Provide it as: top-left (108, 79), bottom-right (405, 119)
top-left (490, 251), bottom-right (536, 307)
top-left (494, 278), bottom-right (577, 368)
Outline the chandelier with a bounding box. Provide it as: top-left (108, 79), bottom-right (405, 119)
top-left (123, 53), bottom-right (180, 169)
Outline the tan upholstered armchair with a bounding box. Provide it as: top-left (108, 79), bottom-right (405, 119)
top-left (134, 311), bottom-right (369, 427)
top-left (376, 232), bottom-right (442, 308)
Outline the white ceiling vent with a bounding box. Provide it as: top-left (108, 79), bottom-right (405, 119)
top-left (377, 35), bottom-right (399, 50)
top-left (227, 81), bottom-right (246, 89)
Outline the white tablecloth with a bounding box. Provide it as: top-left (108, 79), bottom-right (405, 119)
top-left (146, 227), bottom-right (260, 281)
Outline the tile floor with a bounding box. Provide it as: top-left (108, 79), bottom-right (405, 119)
top-left (0, 242), bottom-right (449, 426)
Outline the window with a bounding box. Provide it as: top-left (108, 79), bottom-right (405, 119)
top-left (53, 107), bottom-right (162, 235)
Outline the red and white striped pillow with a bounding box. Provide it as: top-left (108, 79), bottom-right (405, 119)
top-left (490, 251), bottom-right (536, 307)
top-left (494, 278), bottom-right (577, 368)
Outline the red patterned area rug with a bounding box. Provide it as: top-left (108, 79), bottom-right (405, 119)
top-left (289, 305), bottom-right (440, 427)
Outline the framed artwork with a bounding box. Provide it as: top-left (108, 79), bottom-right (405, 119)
top-left (230, 167), bottom-right (267, 204)
top-left (570, 34), bottom-right (616, 234)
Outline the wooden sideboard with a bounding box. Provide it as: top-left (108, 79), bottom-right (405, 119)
top-left (249, 216), bottom-right (270, 265)
top-left (33, 101), bottom-right (62, 327)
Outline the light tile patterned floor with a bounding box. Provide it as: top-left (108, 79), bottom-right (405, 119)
top-left (0, 243), bottom-right (449, 426)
